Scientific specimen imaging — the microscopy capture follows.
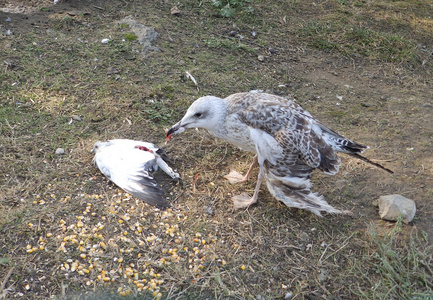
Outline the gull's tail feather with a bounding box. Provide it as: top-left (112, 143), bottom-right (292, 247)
top-left (264, 170), bottom-right (342, 216)
top-left (315, 123), bottom-right (393, 173)
top-left (350, 153), bottom-right (394, 174)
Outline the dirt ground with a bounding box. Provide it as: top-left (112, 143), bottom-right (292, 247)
top-left (1, 0), bottom-right (432, 299)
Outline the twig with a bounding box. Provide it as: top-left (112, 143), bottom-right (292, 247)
top-left (0, 267), bottom-right (14, 299)
top-left (323, 232), bottom-right (356, 261)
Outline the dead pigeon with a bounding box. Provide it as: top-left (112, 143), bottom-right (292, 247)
top-left (92, 139), bottom-right (180, 209)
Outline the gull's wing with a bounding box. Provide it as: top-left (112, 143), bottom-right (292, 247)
top-left (234, 94), bottom-right (340, 175)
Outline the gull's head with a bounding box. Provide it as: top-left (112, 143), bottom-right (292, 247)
top-left (166, 96), bottom-right (226, 139)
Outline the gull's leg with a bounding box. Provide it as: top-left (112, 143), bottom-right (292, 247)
top-left (224, 155), bottom-right (258, 184)
top-left (231, 162), bottom-right (264, 209)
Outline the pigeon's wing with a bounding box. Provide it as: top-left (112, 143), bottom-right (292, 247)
top-left (111, 169), bottom-right (169, 209)
top-left (94, 143), bottom-right (170, 209)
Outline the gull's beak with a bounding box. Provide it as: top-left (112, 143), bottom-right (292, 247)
top-left (166, 121), bottom-right (185, 141)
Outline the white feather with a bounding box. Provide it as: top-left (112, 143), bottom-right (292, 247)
top-left (92, 139), bottom-right (179, 209)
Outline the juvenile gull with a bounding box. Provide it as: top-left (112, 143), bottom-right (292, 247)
top-left (92, 139), bottom-right (180, 209)
top-left (166, 92), bottom-right (392, 216)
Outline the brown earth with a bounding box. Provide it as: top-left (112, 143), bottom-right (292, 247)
top-left (1, 0), bottom-right (432, 299)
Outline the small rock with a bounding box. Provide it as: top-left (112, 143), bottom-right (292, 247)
top-left (55, 148), bottom-right (65, 155)
top-left (268, 47), bottom-right (276, 54)
top-left (203, 206), bottom-right (214, 216)
top-left (170, 6), bottom-right (181, 16)
top-left (378, 194), bottom-right (416, 224)
top-left (318, 269), bottom-right (327, 282)
top-left (107, 66), bottom-right (120, 75)
top-left (284, 292), bottom-right (293, 300)
top-left (101, 38), bottom-right (110, 44)
top-left (299, 231), bottom-right (309, 242)
top-left (257, 55), bottom-right (265, 62)
top-left (116, 16), bottom-right (159, 54)
top-left (71, 115), bottom-right (82, 121)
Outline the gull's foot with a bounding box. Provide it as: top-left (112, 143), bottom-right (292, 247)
top-left (224, 170), bottom-right (249, 184)
top-left (231, 193), bottom-right (256, 209)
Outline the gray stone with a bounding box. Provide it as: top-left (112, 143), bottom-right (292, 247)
top-left (299, 231), bottom-right (309, 242)
top-left (378, 194), bottom-right (416, 224)
top-left (284, 292), bottom-right (293, 300)
top-left (203, 206), bottom-right (214, 216)
top-left (55, 148), bottom-right (65, 155)
top-left (117, 16), bottom-right (158, 54)
top-left (71, 115), bottom-right (82, 121)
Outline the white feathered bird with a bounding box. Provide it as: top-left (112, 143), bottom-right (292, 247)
top-left (92, 139), bottom-right (180, 209)
top-left (166, 92), bottom-right (392, 216)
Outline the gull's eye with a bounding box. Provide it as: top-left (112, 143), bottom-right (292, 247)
top-left (194, 112), bottom-right (202, 118)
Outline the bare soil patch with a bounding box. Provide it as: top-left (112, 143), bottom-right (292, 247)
top-left (1, 0), bottom-right (432, 299)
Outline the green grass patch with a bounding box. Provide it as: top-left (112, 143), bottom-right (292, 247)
top-left (345, 27), bottom-right (416, 62)
top-left (124, 33), bottom-right (138, 41)
top-left (298, 21), bottom-right (416, 63)
top-left (204, 37), bottom-right (255, 52)
top-left (347, 221), bottom-right (433, 299)
top-left (209, 0), bottom-right (254, 17)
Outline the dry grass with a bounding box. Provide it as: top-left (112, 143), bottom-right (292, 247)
top-left (1, 0), bottom-right (433, 299)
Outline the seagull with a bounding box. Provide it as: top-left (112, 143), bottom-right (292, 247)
top-left (92, 139), bottom-right (180, 209)
top-left (166, 92), bottom-right (392, 216)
